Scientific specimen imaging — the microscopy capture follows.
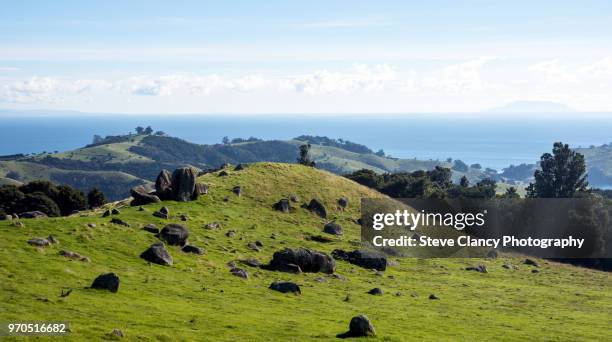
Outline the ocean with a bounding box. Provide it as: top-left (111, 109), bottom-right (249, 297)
top-left (2, 114), bottom-right (612, 171)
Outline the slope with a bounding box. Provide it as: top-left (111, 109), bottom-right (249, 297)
top-left (0, 163), bottom-right (610, 340)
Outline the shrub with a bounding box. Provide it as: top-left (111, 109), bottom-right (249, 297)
top-left (18, 192), bottom-right (61, 217)
top-left (87, 187), bottom-right (107, 208)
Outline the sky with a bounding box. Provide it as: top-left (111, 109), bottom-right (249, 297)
top-left (0, 0), bottom-right (611, 114)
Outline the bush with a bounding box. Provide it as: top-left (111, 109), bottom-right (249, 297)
top-left (54, 185), bottom-right (88, 215)
top-left (87, 187), bottom-right (107, 208)
top-left (18, 192), bottom-right (61, 217)
top-left (0, 185), bottom-right (25, 214)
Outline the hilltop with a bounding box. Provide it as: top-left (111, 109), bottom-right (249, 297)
top-left (0, 163), bottom-right (610, 340)
top-left (0, 134), bottom-right (486, 200)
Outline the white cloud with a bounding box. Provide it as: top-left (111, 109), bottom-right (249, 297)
top-left (423, 57), bottom-right (495, 93)
top-left (286, 64), bottom-right (396, 94)
top-left (529, 59), bottom-right (577, 83)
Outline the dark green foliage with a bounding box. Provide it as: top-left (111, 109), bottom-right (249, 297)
top-left (375, 149), bottom-right (385, 157)
top-left (470, 163), bottom-right (482, 169)
top-left (144, 126), bottom-right (153, 135)
top-left (452, 159), bottom-right (469, 172)
top-left (294, 135), bottom-right (373, 154)
top-left (501, 163), bottom-right (536, 181)
top-left (297, 144), bottom-right (316, 167)
top-left (344, 169), bottom-right (383, 188)
top-left (460, 175), bottom-right (470, 187)
top-left (527, 142), bottom-right (589, 198)
top-left (222, 136), bottom-right (230, 145)
top-left (19, 192), bottom-right (61, 217)
top-left (0, 185), bottom-right (25, 214)
top-left (135, 126), bottom-right (145, 134)
top-left (502, 186), bottom-right (520, 198)
top-left (87, 187), bottom-right (107, 208)
top-left (54, 185), bottom-right (87, 215)
top-left (345, 167), bottom-right (454, 198)
top-left (230, 137), bottom-right (262, 144)
top-left (19, 180), bottom-right (59, 199)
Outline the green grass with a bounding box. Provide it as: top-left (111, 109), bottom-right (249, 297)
top-left (0, 163), bottom-right (610, 341)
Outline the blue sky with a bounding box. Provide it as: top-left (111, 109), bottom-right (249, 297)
top-left (1, 0), bottom-right (611, 113)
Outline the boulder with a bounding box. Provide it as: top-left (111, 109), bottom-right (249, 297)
top-left (273, 199), bottom-right (291, 213)
top-left (130, 186), bottom-right (161, 206)
top-left (524, 258), bottom-right (539, 267)
top-left (155, 169), bottom-right (173, 200)
top-left (111, 208), bottom-right (120, 215)
top-left (27, 238), bottom-right (50, 247)
top-left (232, 186), bottom-right (242, 196)
top-left (182, 245), bottom-right (205, 255)
top-left (204, 222), bottom-right (221, 230)
top-left (193, 183), bottom-right (209, 198)
top-left (269, 281), bottom-right (301, 294)
top-left (429, 294), bottom-right (440, 300)
top-left (59, 250), bottom-right (88, 261)
top-left (338, 197), bottom-right (349, 208)
top-left (264, 248), bottom-right (335, 274)
top-left (368, 288), bottom-right (383, 295)
top-left (171, 167), bottom-right (197, 202)
top-left (110, 218), bottom-right (130, 227)
top-left (323, 222), bottom-right (343, 236)
top-left (102, 210), bottom-right (111, 217)
top-left (19, 211), bottom-right (47, 219)
top-left (465, 265), bottom-right (488, 273)
top-left (247, 242), bottom-right (261, 252)
top-left (304, 199), bottom-right (327, 218)
top-left (153, 211), bottom-right (169, 219)
top-left (218, 170), bottom-right (229, 177)
top-left (159, 223), bottom-right (189, 246)
top-left (225, 230), bottom-right (236, 238)
top-left (332, 249), bottom-right (387, 271)
top-left (230, 267), bottom-right (249, 279)
top-left (140, 242), bottom-right (173, 266)
top-left (289, 194), bottom-right (299, 202)
top-left (234, 164), bottom-right (245, 171)
top-left (91, 273), bottom-right (120, 293)
top-left (337, 315), bottom-right (376, 338)
top-left (142, 224), bottom-right (159, 234)
top-left (239, 258), bottom-right (262, 268)
top-left (47, 235), bottom-right (59, 244)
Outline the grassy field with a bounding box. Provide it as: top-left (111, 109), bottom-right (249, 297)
top-left (0, 163), bottom-right (610, 341)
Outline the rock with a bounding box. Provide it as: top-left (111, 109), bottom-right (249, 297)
top-left (218, 170), bottom-right (229, 177)
top-left (338, 197), bottom-right (349, 208)
top-left (219, 163), bottom-right (230, 169)
top-left (102, 210), bottom-right (111, 217)
top-left (306, 234), bottom-right (334, 243)
top-left (27, 238), bottom-right (50, 247)
top-left (111, 208), bottom-right (120, 215)
top-left (502, 264), bottom-right (512, 269)
top-left (230, 267), bottom-right (249, 279)
top-left (234, 164), bottom-right (245, 171)
top-left (155, 169), bottom-right (173, 200)
top-left (255, 240), bottom-right (263, 247)
top-left (70, 210), bottom-right (80, 215)
top-left (303, 199), bottom-right (327, 218)
top-left (204, 222), bottom-right (221, 230)
top-left (12, 213), bottom-right (19, 219)
top-left (19, 211), bottom-right (47, 219)
top-left (47, 235), bottom-right (59, 244)
top-left (465, 265), bottom-right (488, 273)
top-left (337, 315), bottom-right (376, 338)
top-left (524, 258), bottom-right (539, 267)
top-left (269, 281), bottom-right (301, 294)
top-left (59, 250), bottom-right (87, 261)
top-left (130, 186), bottom-right (161, 206)
top-left (193, 183), bottom-right (209, 198)
top-left (109, 329), bottom-right (124, 338)
top-left (232, 186), bottom-right (242, 196)
top-left (225, 230), bottom-right (236, 238)
top-left (239, 258), bottom-right (262, 267)
top-left (142, 224), bottom-right (159, 234)
top-left (532, 269), bottom-right (540, 273)
top-left (273, 199), bottom-right (291, 213)
top-left (289, 194), bottom-right (299, 202)
top-left (332, 249), bottom-right (387, 271)
top-left (138, 206), bottom-right (145, 211)
top-left (140, 242), bottom-right (173, 265)
top-left (12, 221), bottom-right (24, 228)
top-left (368, 288), bottom-right (383, 295)
top-left (247, 242), bottom-right (261, 251)
top-left (180, 214), bottom-right (188, 221)
top-left (91, 273), bottom-right (120, 293)
top-left (263, 248), bottom-right (335, 274)
top-left (159, 223), bottom-right (189, 246)
top-left (486, 250), bottom-right (498, 259)
top-left (182, 245), bottom-right (205, 255)
top-left (323, 222), bottom-right (343, 236)
top-left (88, 223), bottom-right (97, 228)
top-left (153, 211), bottom-right (169, 219)
top-left (223, 196), bottom-right (229, 202)
top-left (429, 294), bottom-right (439, 300)
top-left (110, 218), bottom-right (129, 227)
top-left (171, 167), bottom-right (197, 202)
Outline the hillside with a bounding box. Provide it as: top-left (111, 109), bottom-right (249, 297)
top-left (1, 163), bottom-right (610, 340)
top-left (577, 144), bottom-right (612, 187)
top-left (0, 134), bottom-right (486, 200)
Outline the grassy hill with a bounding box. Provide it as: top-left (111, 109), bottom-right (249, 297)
top-left (0, 135), bottom-right (486, 200)
top-left (577, 144), bottom-right (612, 187)
top-left (1, 163), bottom-right (610, 340)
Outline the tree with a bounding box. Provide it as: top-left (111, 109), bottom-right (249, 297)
top-left (92, 134), bottom-right (103, 144)
top-left (502, 186), bottom-right (520, 199)
top-left (144, 126), bottom-right (153, 135)
top-left (154, 131), bottom-right (166, 136)
top-left (470, 163), bottom-right (482, 169)
top-left (87, 187), bottom-right (107, 208)
top-left (375, 149), bottom-right (385, 157)
top-left (297, 144), bottom-right (316, 167)
top-left (19, 192), bottom-right (61, 217)
top-left (135, 126), bottom-right (145, 134)
top-left (222, 136), bottom-right (230, 145)
top-left (460, 175), bottom-right (470, 187)
top-left (526, 142), bottom-right (589, 198)
top-left (0, 185), bottom-right (25, 215)
top-left (54, 185), bottom-right (88, 215)
top-left (452, 159), bottom-right (469, 172)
